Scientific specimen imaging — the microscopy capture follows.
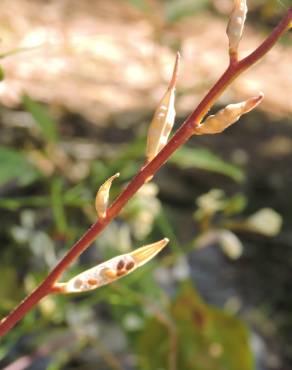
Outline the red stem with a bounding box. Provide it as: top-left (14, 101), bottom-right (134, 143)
top-left (0, 7), bottom-right (291, 337)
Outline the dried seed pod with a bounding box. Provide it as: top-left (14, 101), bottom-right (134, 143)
top-left (55, 238), bottom-right (169, 293)
top-left (95, 173), bottom-right (120, 219)
top-left (226, 0), bottom-right (248, 56)
top-left (195, 93), bottom-right (264, 135)
top-left (146, 52), bottom-right (180, 162)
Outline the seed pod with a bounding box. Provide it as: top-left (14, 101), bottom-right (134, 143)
top-left (54, 238), bottom-right (169, 293)
top-left (146, 52), bottom-right (180, 162)
top-left (195, 93), bottom-right (264, 135)
top-left (95, 173), bottom-right (120, 219)
top-left (226, 0), bottom-right (248, 56)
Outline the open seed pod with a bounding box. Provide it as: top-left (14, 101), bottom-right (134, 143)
top-left (55, 238), bottom-right (169, 293)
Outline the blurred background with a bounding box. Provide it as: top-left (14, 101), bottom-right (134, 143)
top-left (0, 0), bottom-right (291, 369)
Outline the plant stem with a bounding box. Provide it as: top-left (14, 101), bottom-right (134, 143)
top-left (0, 6), bottom-right (291, 338)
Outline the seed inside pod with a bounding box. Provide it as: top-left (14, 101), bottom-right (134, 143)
top-left (101, 268), bottom-right (117, 279)
top-left (117, 270), bottom-right (127, 277)
top-left (126, 261), bottom-right (135, 270)
top-left (117, 259), bottom-right (125, 270)
top-left (87, 278), bottom-right (98, 286)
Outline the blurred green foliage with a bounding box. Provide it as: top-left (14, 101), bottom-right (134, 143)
top-left (171, 147), bottom-right (245, 183)
top-left (165, 0), bottom-right (210, 22)
top-left (0, 146), bottom-right (40, 186)
top-left (22, 95), bottom-right (59, 143)
top-left (138, 282), bottom-right (254, 370)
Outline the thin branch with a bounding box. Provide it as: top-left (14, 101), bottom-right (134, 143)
top-left (0, 7), bottom-right (291, 338)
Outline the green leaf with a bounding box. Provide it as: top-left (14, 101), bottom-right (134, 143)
top-left (165, 0), bottom-right (209, 23)
top-left (51, 178), bottom-right (67, 234)
top-left (127, 0), bottom-right (150, 12)
top-left (170, 146), bottom-right (245, 182)
top-left (0, 265), bottom-right (23, 309)
top-left (138, 282), bottom-right (254, 370)
top-left (223, 193), bottom-right (247, 216)
top-left (0, 146), bottom-right (40, 187)
top-left (22, 94), bottom-right (59, 143)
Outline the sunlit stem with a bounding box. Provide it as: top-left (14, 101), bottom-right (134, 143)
top-left (0, 6), bottom-right (291, 338)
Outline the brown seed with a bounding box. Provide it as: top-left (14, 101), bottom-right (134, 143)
top-left (117, 259), bottom-right (125, 270)
top-left (87, 278), bottom-right (98, 286)
top-left (116, 270), bottom-right (126, 277)
top-left (125, 261), bottom-right (135, 270)
top-left (102, 268), bottom-right (117, 279)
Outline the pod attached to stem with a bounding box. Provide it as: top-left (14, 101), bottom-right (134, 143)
top-left (226, 0), bottom-right (248, 61)
top-left (95, 173), bottom-right (120, 219)
top-left (195, 93), bottom-right (264, 135)
top-left (146, 52), bottom-right (180, 162)
top-left (53, 238), bottom-right (169, 293)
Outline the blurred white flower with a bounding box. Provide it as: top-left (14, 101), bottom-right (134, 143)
top-left (218, 229), bottom-right (243, 259)
top-left (245, 208), bottom-right (282, 236)
top-left (196, 229), bottom-right (243, 260)
top-left (195, 189), bottom-right (225, 218)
